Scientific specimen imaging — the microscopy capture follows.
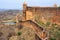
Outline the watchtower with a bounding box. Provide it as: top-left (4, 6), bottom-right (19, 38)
top-left (23, 1), bottom-right (34, 21)
top-left (23, 0), bottom-right (27, 20)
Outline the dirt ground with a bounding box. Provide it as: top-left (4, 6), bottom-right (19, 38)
top-left (0, 25), bottom-right (35, 40)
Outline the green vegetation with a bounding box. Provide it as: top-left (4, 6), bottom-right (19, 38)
top-left (36, 20), bottom-right (45, 26)
top-left (35, 16), bottom-right (60, 40)
top-left (45, 21), bottom-right (50, 26)
top-left (17, 32), bottom-right (22, 36)
top-left (52, 24), bottom-right (57, 27)
top-left (59, 6), bottom-right (60, 9)
top-left (50, 37), bottom-right (56, 40)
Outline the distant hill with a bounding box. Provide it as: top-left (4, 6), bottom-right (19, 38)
top-left (0, 9), bottom-right (22, 20)
top-left (0, 9), bottom-right (22, 15)
top-left (0, 9), bottom-right (6, 12)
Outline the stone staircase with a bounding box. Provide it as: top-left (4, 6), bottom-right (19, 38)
top-left (18, 20), bottom-right (49, 40)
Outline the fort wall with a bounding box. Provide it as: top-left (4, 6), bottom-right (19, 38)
top-left (23, 3), bottom-right (60, 24)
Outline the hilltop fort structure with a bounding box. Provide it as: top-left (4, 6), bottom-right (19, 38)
top-left (15, 1), bottom-right (60, 40)
top-left (23, 2), bottom-right (60, 25)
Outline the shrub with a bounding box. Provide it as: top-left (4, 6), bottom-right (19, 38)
top-left (52, 24), bottom-right (57, 27)
top-left (17, 32), bottom-right (22, 36)
top-left (46, 21), bottom-right (50, 26)
top-left (58, 28), bottom-right (60, 30)
top-left (59, 6), bottom-right (60, 9)
top-left (57, 32), bottom-right (60, 37)
top-left (50, 37), bottom-right (56, 40)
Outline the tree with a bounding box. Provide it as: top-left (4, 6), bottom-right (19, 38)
top-left (45, 21), bottom-right (50, 27)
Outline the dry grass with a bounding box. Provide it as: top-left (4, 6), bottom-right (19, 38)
top-left (0, 25), bottom-right (35, 40)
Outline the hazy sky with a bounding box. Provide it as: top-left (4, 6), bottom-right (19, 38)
top-left (0, 0), bottom-right (60, 10)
